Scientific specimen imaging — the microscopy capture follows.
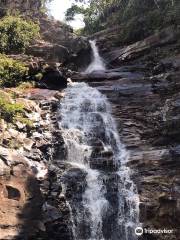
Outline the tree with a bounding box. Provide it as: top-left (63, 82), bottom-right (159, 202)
top-left (65, 4), bottom-right (86, 21)
top-left (0, 16), bottom-right (39, 54)
top-left (66, 0), bottom-right (180, 35)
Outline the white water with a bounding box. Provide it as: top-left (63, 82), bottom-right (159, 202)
top-left (85, 40), bottom-right (106, 73)
top-left (59, 83), bottom-right (109, 239)
top-left (59, 82), bottom-right (139, 240)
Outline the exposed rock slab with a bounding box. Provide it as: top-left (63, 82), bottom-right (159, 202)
top-left (89, 65), bottom-right (180, 239)
top-left (27, 40), bottom-right (69, 63)
top-left (103, 26), bottom-right (177, 65)
top-left (72, 69), bottom-right (144, 82)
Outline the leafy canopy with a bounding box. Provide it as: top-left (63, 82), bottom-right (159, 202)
top-left (65, 0), bottom-right (180, 36)
top-left (0, 16), bottom-right (40, 54)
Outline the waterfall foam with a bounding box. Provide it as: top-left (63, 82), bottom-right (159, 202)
top-left (85, 40), bottom-right (106, 73)
top-left (59, 82), bottom-right (139, 240)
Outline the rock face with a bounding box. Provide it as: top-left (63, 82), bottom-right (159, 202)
top-left (0, 89), bottom-right (73, 240)
top-left (89, 73), bottom-right (180, 239)
top-left (41, 67), bottom-right (67, 89)
top-left (91, 26), bottom-right (122, 51)
top-left (39, 17), bottom-right (89, 55)
top-left (27, 40), bottom-right (69, 63)
top-left (73, 30), bottom-right (180, 239)
top-left (102, 26), bottom-right (177, 66)
top-left (0, 1), bottom-right (91, 70)
top-left (27, 17), bottom-right (91, 68)
top-left (0, 0), bottom-right (42, 18)
top-left (1, 7), bottom-right (180, 238)
top-left (26, 17), bottom-right (91, 68)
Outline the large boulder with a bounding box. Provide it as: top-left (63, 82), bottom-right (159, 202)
top-left (40, 66), bottom-right (67, 90)
top-left (39, 17), bottom-right (89, 54)
top-left (24, 17), bottom-right (91, 70)
top-left (39, 17), bottom-right (91, 69)
top-left (27, 40), bottom-right (69, 63)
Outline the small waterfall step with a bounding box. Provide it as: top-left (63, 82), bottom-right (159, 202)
top-left (85, 40), bottom-right (106, 74)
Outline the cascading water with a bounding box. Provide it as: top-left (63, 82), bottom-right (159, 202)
top-left (58, 82), bottom-right (140, 240)
top-left (85, 40), bottom-right (106, 73)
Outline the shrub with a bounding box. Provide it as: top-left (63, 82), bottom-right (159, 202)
top-left (0, 92), bottom-right (34, 127)
top-left (0, 16), bottom-right (39, 54)
top-left (0, 54), bottom-right (28, 87)
top-left (0, 93), bottom-right (24, 123)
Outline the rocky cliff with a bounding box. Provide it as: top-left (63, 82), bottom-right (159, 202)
top-left (0, 3), bottom-right (91, 239)
top-left (1, 25), bottom-right (178, 240)
top-left (0, 1), bottom-right (180, 240)
top-left (72, 25), bottom-right (180, 239)
top-left (0, 88), bottom-right (74, 239)
top-left (0, 0), bottom-right (42, 18)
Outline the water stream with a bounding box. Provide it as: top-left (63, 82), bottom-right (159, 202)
top-left (58, 40), bottom-right (139, 240)
top-left (85, 40), bottom-right (106, 73)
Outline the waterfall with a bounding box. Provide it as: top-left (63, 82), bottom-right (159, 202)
top-left (58, 82), bottom-right (140, 240)
top-left (85, 40), bottom-right (106, 73)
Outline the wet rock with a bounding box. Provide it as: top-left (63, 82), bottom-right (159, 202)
top-left (41, 67), bottom-right (67, 90)
top-left (62, 168), bottom-right (87, 199)
top-left (89, 58), bottom-right (180, 240)
top-left (72, 69), bottom-right (143, 82)
top-left (43, 203), bottom-right (62, 222)
top-left (90, 157), bottom-right (118, 171)
top-left (161, 54), bottom-right (180, 70)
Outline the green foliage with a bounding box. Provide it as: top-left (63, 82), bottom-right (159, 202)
top-left (119, 1), bottom-right (180, 43)
top-left (74, 28), bottom-right (84, 35)
top-left (14, 115), bottom-right (33, 128)
top-left (0, 16), bottom-right (40, 54)
top-left (67, 0), bottom-right (180, 39)
top-left (0, 93), bottom-right (24, 123)
top-left (121, 10), bottom-right (164, 44)
top-left (0, 54), bottom-right (28, 87)
top-left (0, 92), bottom-right (33, 127)
top-left (65, 4), bottom-right (85, 21)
